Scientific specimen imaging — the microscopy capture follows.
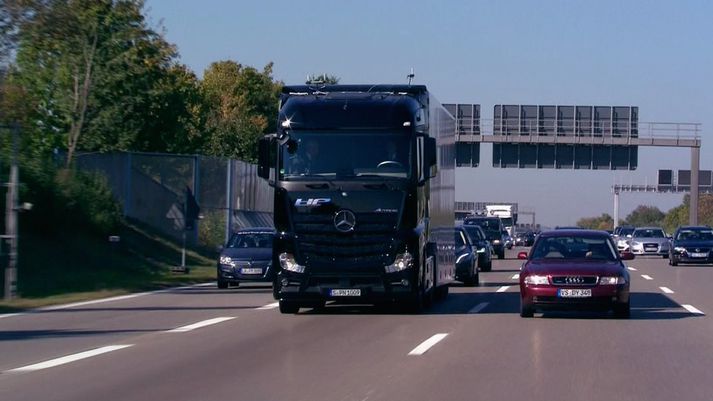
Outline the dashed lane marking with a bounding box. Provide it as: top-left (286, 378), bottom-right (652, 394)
top-left (660, 287), bottom-right (674, 294)
top-left (496, 286), bottom-right (510, 293)
top-left (256, 302), bottom-right (279, 310)
top-left (166, 317), bottom-right (236, 333)
top-left (511, 274), bottom-right (520, 280)
top-left (682, 305), bottom-right (705, 315)
top-left (641, 275), bottom-right (653, 280)
top-left (468, 302), bottom-right (489, 314)
top-left (627, 267), bottom-right (637, 271)
top-left (7, 345), bottom-right (133, 373)
top-left (408, 333), bottom-right (449, 356)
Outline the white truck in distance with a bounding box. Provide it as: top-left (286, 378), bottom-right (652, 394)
top-left (485, 205), bottom-right (517, 236)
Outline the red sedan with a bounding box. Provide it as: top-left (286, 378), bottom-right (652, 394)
top-left (519, 230), bottom-right (634, 318)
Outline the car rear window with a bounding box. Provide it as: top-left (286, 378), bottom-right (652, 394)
top-left (532, 235), bottom-right (617, 261)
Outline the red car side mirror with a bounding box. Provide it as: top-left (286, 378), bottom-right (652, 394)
top-left (517, 251), bottom-right (528, 260)
top-left (620, 252), bottom-right (635, 261)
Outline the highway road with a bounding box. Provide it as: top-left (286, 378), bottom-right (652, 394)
top-left (1, 248), bottom-right (713, 401)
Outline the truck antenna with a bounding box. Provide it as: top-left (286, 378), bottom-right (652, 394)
top-left (407, 68), bottom-right (415, 86)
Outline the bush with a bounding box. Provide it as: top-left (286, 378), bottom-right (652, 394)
top-left (19, 159), bottom-right (123, 237)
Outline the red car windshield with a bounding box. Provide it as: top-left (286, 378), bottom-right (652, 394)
top-left (532, 235), bottom-right (618, 261)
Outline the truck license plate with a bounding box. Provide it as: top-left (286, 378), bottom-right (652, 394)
top-left (558, 289), bottom-right (592, 298)
top-left (241, 268), bottom-right (263, 275)
top-left (329, 289), bottom-right (361, 297)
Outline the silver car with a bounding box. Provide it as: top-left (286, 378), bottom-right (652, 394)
top-left (629, 227), bottom-right (670, 258)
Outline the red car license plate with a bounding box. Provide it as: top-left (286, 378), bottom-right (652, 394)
top-left (558, 289), bottom-right (592, 298)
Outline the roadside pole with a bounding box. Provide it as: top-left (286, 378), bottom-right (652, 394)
top-left (4, 124), bottom-right (19, 301)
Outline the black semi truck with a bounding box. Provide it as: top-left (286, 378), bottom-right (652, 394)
top-left (257, 84), bottom-right (456, 313)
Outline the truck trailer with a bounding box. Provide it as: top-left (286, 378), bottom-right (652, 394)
top-left (257, 84), bottom-right (455, 313)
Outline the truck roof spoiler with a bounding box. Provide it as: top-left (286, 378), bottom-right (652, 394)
top-left (282, 84), bottom-right (428, 95)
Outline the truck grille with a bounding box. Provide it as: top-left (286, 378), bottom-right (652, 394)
top-left (292, 212), bottom-right (398, 271)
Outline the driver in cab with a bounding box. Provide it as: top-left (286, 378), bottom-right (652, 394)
top-left (288, 139), bottom-right (320, 175)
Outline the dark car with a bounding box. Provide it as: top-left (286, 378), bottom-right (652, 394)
top-left (461, 224), bottom-right (493, 271)
top-left (464, 217), bottom-right (506, 259)
top-left (515, 230), bottom-right (536, 247)
top-left (455, 226), bottom-right (479, 286)
top-left (518, 230), bottom-right (633, 318)
top-left (217, 228), bottom-right (276, 288)
top-left (668, 226), bottom-right (713, 266)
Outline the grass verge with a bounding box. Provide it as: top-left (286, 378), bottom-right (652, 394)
top-left (0, 222), bottom-right (216, 313)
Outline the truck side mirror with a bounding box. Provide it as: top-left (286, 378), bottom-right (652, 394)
top-left (257, 137), bottom-right (272, 180)
top-left (424, 137), bottom-right (437, 178)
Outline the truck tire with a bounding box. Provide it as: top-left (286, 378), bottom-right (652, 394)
top-left (279, 300), bottom-right (300, 314)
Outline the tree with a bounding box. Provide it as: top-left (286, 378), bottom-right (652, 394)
top-left (622, 205), bottom-right (665, 227)
top-left (200, 60), bottom-right (281, 162)
top-left (577, 213), bottom-right (614, 230)
top-left (305, 73), bottom-right (340, 85)
top-left (8, 0), bottom-right (194, 162)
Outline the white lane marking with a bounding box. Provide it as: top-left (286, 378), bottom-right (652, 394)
top-left (0, 313), bottom-right (25, 320)
top-left (7, 345), bottom-right (133, 372)
top-left (256, 302), bottom-right (279, 310)
top-left (408, 333), bottom-right (449, 356)
top-left (166, 317), bottom-right (235, 333)
top-left (468, 302), bottom-right (489, 314)
top-left (40, 293), bottom-right (145, 311)
top-left (496, 286), bottom-right (510, 293)
top-left (627, 267), bottom-right (637, 271)
top-left (0, 282), bottom-right (218, 319)
top-left (511, 274), bottom-right (520, 280)
top-left (660, 287), bottom-right (674, 294)
top-left (682, 304), bottom-right (705, 315)
top-left (641, 275), bottom-right (653, 280)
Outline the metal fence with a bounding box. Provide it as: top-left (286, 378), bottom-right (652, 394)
top-left (75, 152), bottom-right (273, 249)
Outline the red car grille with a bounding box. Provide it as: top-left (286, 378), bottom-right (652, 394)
top-left (551, 276), bottom-right (598, 286)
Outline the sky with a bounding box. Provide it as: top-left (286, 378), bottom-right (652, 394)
top-left (146, 0), bottom-right (713, 226)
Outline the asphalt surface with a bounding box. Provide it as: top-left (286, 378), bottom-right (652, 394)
top-left (2, 249), bottom-right (713, 401)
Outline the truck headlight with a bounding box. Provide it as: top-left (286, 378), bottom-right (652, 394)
top-left (385, 252), bottom-right (413, 273)
top-left (523, 275), bottom-right (549, 285)
top-left (219, 256), bottom-right (235, 267)
top-left (279, 253), bottom-right (305, 273)
top-left (599, 276), bottom-right (626, 285)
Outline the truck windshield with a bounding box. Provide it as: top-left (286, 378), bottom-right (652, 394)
top-left (279, 132), bottom-right (412, 180)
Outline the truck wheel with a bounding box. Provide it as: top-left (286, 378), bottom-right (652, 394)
top-left (434, 284), bottom-right (450, 300)
top-left (483, 260), bottom-right (492, 272)
top-left (279, 300), bottom-right (300, 314)
top-left (613, 301), bottom-right (630, 318)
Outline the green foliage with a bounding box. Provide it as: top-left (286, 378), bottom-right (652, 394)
top-left (663, 203), bottom-right (687, 234)
top-left (622, 205), bottom-right (665, 228)
top-left (200, 60), bottom-right (282, 162)
top-left (5, 0), bottom-right (200, 160)
top-left (19, 159), bottom-right (123, 236)
top-left (577, 213), bottom-right (613, 230)
top-left (198, 209), bottom-right (226, 249)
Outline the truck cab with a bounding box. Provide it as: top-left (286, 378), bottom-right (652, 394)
top-left (258, 85), bottom-right (455, 313)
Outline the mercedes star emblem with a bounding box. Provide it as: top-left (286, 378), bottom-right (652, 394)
top-left (334, 210), bottom-right (356, 233)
